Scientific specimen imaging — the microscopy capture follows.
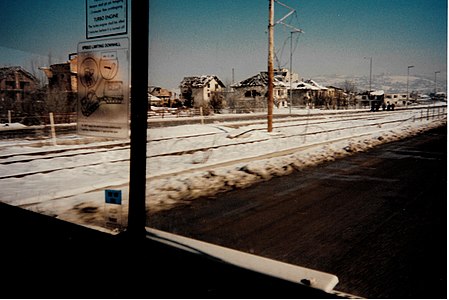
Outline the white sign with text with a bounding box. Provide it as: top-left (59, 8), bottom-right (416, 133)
top-left (86, 0), bottom-right (127, 39)
top-left (77, 37), bottom-right (129, 138)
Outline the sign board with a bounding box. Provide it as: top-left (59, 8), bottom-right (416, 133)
top-left (105, 189), bottom-right (122, 205)
top-left (104, 189), bottom-right (123, 229)
top-left (86, 0), bottom-right (127, 39)
top-left (77, 37), bottom-right (129, 138)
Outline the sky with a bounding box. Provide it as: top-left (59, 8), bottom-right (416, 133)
top-left (0, 0), bottom-right (447, 92)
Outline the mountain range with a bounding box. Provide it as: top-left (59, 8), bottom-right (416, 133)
top-left (311, 73), bottom-right (447, 95)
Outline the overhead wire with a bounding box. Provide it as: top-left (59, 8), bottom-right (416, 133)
top-left (273, 4), bottom-right (302, 70)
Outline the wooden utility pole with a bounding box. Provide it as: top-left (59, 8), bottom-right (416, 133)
top-left (267, 0), bottom-right (274, 132)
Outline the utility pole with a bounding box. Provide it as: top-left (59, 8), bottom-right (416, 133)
top-left (267, 0), bottom-right (274, 132)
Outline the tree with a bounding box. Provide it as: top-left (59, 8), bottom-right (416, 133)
top-left (209, 91), bottom-right (224, 113)
top-left (342, 80), bottom-right (357, 94)
top-left (181, 87), bottom-right (193, 107)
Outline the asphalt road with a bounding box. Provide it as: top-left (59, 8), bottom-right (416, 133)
top-left (148, 124), bottom-right (447, 298)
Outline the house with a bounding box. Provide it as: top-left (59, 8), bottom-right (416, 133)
top-left (231, 70), bottom-right (341, 111)
top-left (40, 53), bottom-right (78, 93)
top-left (179, 75), bottom-right (225, 108)
top-left (384, 93), bottom-right (412, 106)
top-left (148, 86), bottom-right (172, 106)
top-left (231, 69), bottom-right (295, 110)
top-left (0, 66), bottom-right (40, 115)
top-left (325, 86), bottom-right (349, 109)
top-left (148, 94), bottom-right (163, 108)
top-left (289, 79), bottom-right (330, 108)
top-left (290, 81), bottom-right (318, 107)
top-left (231, 72), bottom-right (268, 97)
top-left (356, 90), bottom-right (385, 110)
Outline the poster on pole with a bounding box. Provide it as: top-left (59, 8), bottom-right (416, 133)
top-left (77, 37), bottom-right (130, 138)
top-left (86, 0), bottom-right (127, 39)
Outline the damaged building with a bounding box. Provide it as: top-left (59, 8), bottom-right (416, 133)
top-left (230, 69), bottom-right (294, 112)
top-left (148, 86), bottom-right (173, 106)
top-left (0, 66), bottom-right (42, 119)
top-left (179, 75), bottom-right (225, 109)
top-left (40, 53), bottom-right (78, 116)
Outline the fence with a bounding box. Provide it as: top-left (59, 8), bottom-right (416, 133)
top-left (148, 107), bottom-right (203, 118)
top-left (0, 111), bottom-right (77, 125)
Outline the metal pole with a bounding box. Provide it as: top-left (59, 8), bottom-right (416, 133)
top-left (128, 0), bottom-right (149, 239)
top-left (267, 0), bottom-right (274, 132)
top-left (363, 57), bottom-right (372, 92)
top-left (434, 71), bottom-right (440, 110)
top-left (434, 71), bottom-right (440, 95)
top-left (407, 65), bottom-right (414, 106)
top-left (407, 67), bottom-right (409, 103)
top-left (369, 57), bottom-right (372, 92)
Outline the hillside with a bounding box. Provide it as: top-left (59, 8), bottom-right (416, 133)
top-left (312, 73), bottom-right (447, 94)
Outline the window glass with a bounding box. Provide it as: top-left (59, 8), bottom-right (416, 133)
top-left (0, 0), bottom-right (130, 231)
top-left (1, 1), bottom-right (447, 298)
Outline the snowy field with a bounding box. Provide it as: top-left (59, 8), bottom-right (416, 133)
top-left (0, 105), bottom-right (446, 233)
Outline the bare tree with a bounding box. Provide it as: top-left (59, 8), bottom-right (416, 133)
top-left (342, 80), bottom-right (357, 93)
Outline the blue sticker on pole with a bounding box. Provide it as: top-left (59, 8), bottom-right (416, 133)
top-left (105, 189), bottom-right (122, 205)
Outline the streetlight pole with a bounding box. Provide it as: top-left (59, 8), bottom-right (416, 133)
top-left (434, 71), bottom-right (440, 95)
top-left (434, 71), bottom-right (440, 109)
top-left (407, 65), bottom-right (414, 106)
top-left (364, 57), bottom-right (372, 92)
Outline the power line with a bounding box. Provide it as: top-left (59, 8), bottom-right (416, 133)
top-left (273, 0), bottom-right (303, 69)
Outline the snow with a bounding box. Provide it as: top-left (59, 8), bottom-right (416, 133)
top-left (370, 90), bottom-right (384, 96)
top-left (292, 81), bottom-right (320, 90)
top-left (0, 105), bottom-right (446, 233)
top-left (0, 123), bottom-right (27, 130)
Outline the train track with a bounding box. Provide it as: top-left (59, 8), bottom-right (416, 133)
top-left (0, 107), bottom-right (444, 181)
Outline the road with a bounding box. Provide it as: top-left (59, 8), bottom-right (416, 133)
top-left (148, 124), bottom-right (447, 298)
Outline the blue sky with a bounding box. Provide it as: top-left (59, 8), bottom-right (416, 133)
top-left (0, 0), bottom-right (447, 91)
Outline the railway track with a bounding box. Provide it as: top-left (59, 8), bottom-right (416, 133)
top-left (0, 107), bottom-right (444, 181)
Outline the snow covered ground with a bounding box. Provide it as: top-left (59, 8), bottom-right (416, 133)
top-left (0, 105), bottom-right (446, 233)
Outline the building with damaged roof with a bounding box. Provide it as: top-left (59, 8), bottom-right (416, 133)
top-left (39, 54), bottom-right (78, 115)
top-left (230, 69), bottom-right (339, 110)
top-left (148, 86), bottom-right (173, 106)
top-left (0, 66), bottom-right (41, 116)
top-left (179, 75), bottom-right (225, 108)
top-left (231, 69), bottom-right (296, 109)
